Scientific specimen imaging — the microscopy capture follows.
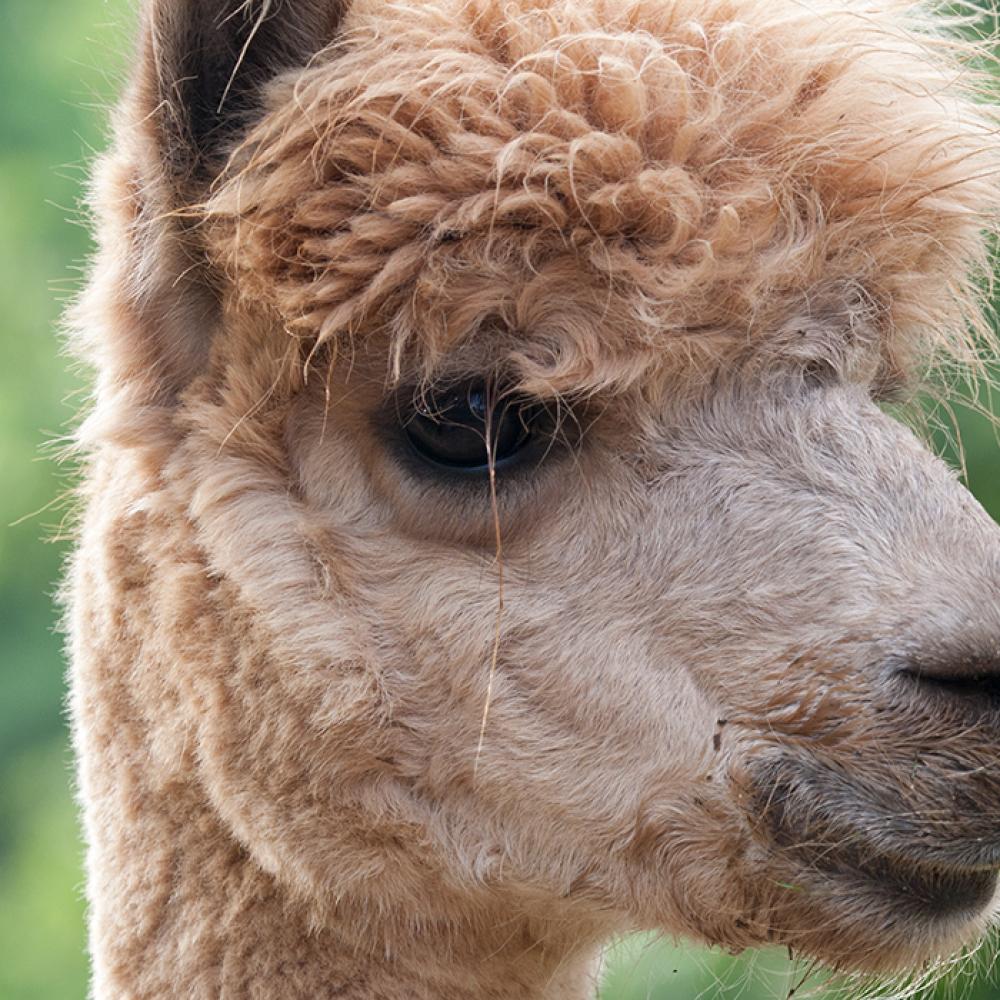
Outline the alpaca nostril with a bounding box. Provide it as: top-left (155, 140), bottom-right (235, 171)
top-left (897, 658), bottom-right (1000, 715)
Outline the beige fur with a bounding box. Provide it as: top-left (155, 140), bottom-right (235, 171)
top-left (69, 1), bottom-right (1000, 997)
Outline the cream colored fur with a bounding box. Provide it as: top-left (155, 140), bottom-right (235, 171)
top-left (69, 1), bottom-right (1000, 997)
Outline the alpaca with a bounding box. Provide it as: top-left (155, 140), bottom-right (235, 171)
top-left (68, 0), bottom-right (1000, 997)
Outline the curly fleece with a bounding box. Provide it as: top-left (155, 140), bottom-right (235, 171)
top-left (207, 0), bottom-right (1000, 390)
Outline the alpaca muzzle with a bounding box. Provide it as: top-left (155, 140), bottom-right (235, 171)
top-left (744, 737), bottom-right (1000, 918)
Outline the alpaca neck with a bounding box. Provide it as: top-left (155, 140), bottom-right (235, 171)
top-left (71, 462), bottom-right (607, 999)
top-left (80, 770), bottom-right (603, 999)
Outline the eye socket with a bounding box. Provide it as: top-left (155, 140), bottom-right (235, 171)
top-left (402, 381), bottom-right (544, 474)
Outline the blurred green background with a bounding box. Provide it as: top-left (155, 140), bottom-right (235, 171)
top-left (0, 1), bottom-right (998, 998)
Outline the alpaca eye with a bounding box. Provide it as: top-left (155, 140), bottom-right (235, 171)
top-left (403, 381), bottom-right (541, 473)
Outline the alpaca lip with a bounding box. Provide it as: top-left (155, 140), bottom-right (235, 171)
top-left (767, 809), bottom-right (1000, 916)
top-left (811, 846), bottom-right (999, 918)
top-left (748, 756), bottom-right (1000, 915)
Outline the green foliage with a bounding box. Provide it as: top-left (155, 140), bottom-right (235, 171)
top-left (0, 743), bottom-right (88, 1000)
top-left (0, 1), bottom-right (998, 997)
top-left (0, 1), bottom-right (131, 994)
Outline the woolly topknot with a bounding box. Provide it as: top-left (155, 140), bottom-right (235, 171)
top-left (205, 0), bottom-right (1000, 391)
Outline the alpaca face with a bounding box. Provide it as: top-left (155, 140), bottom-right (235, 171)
top-left (254, 312), bottom-right (1000, 972)
top-left (79, 0), bottom-right (1000, 981)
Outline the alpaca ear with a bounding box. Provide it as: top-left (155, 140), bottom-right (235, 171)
top-left (94, 1), bottom-right (347, 403)
top-left (136, 0), bottom-right (347, 194)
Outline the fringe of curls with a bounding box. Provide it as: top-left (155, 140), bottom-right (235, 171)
top-left (203, 0), bottom-right (1000, 393)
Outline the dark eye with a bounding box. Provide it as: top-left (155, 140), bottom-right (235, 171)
top-left (403, 381), bottom-right (543, 474)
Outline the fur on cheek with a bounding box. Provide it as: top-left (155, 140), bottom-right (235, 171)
top-left (205, 0), bottom-right (1000, 388)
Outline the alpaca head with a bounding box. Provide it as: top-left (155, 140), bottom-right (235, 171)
top-left (77, 0), bottom-right (1000, 980)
